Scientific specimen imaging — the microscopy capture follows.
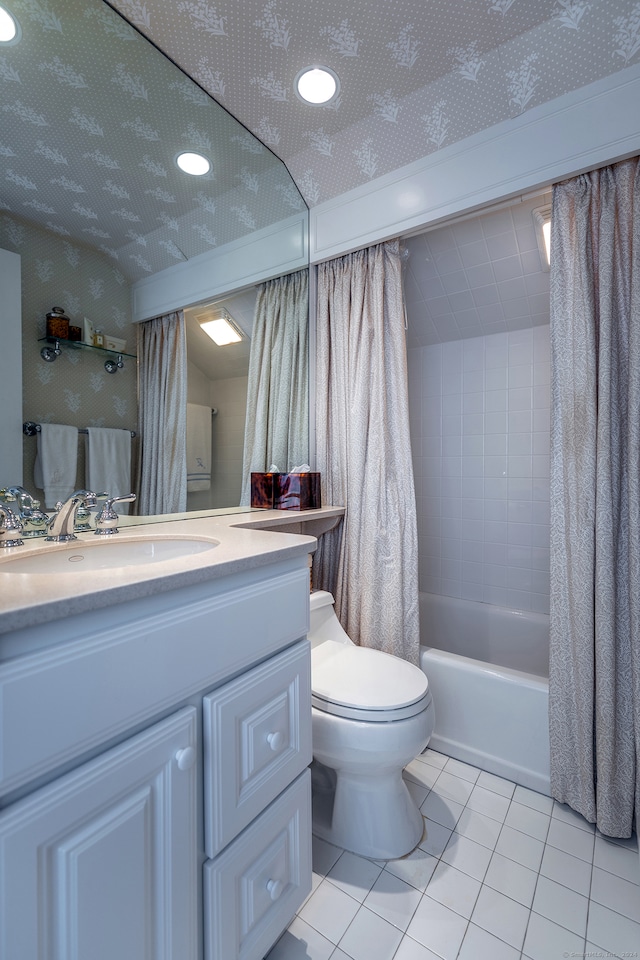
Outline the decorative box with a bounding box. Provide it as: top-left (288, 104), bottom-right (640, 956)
top-left (274, 472), bottom-right (321, 511)
top-left (106, 335), bottom-right (127, 352)
top-left (250, 472), bottom-right (276, 508)
top-left (69, 325), bottom-right (82, 341)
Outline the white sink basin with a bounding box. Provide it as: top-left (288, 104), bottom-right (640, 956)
top-left (0, 537), bottom-right (219, 573)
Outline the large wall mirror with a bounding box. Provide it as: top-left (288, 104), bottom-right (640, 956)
top-left (0, 0), bottom-right (308, 518)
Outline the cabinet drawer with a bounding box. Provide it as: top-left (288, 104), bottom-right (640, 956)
top-left (203, 770), bottom-right (311, 960)
top-left (203, 639), bottom-right (312, 857)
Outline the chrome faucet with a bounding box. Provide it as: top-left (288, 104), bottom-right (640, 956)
top-left (5, 486), bottom-right (49, 538)
top-left (0, 502), bottom-right (24, 548)
top-left (94, 493), bottom-right (136, 535)
top-left (46, 490), bottom-right (98, 542)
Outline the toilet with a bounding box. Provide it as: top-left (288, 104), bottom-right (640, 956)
top-left (308, 589), bottom-right (435, 860)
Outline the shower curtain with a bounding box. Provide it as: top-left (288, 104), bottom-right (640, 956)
top-left (137, 310), bottom-right (187, 515)
top-left (549, 156), bottom-right (640, 837)
top-left (313, 239), bottom-right (420, 665)
top-left (240, 269), bottom-right (309, 505)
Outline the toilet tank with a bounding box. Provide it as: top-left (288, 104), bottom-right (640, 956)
top-left (308, 590), bottom-right (352, 649)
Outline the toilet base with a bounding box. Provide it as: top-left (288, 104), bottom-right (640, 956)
top-left (311, 758), bottom-right (425, 860)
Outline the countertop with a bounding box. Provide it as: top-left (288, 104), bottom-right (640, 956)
top-left (0, 507), bottom-right (344, 635)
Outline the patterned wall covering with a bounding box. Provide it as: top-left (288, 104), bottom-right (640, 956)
top-left (108, 0), bottom-right (640, 207)
top-left (3, 211), bottom-right (137, 497)
top-left (0, 0), bottom-right (305, 282)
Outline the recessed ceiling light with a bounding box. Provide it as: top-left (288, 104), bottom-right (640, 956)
top-left (199, 314), bottom-right (243, 346)
top-left (176, 151), bottom-right (211, 176)
top-left (0, 4), bottom-right (19, 44)
top-left (295, 66), bottom-right (340, 105)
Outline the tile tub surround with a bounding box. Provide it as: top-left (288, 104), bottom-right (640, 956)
top-left (267, 750), bottom-right (640, 960)
top-left (407, 325), bottom-right (550, 616)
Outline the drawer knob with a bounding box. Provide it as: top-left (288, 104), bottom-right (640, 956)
top-left (175, 746), bottom-right (195, 771)
top-left (266, 878), bottom-right (284, 901)
top-left (267, 731), bottom-right (284, 752)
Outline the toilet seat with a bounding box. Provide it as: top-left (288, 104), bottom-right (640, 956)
top-left (311, 641), bottom-right (431, 722)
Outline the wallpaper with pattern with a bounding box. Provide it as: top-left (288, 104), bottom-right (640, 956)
top-left (107, 0), bottom-right (640, 207)
top-left (0, 0), bottom-right (304, 282)
top-left (2, 211), bottom-right (137, 497)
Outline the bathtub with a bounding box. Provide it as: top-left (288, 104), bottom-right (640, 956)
top-left (419, 593), bottom-right (551, 795)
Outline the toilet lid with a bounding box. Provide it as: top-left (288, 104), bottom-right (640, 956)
top-left (312, 642), bottom-right (430, 721)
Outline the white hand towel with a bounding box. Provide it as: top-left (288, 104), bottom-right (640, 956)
top-left (186, 403), bottom-right (212, 492)
top-left (86, 428), bottom-right (132, 513)
top-left (33, 424), bottom-right (79, 509)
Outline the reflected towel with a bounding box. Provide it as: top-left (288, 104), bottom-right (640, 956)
top-left (186, 403), bottom-right (211, 492)
top-left (33, 423), bottom-right (79, 509)
top-left (86, 428), bottom-right (132, 514)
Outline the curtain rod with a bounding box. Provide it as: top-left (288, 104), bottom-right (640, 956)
top-left (23, 421), bottom-right (136, 438)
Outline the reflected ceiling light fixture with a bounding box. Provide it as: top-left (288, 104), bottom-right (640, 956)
top-left (199, 309), bottom-right (244, 346)
top-left (532, 205), bottom-right (551, 271)
top-left (176, 151), bottom-right (211, 176)
top-left (295, 66), bottom-right (340, 105)
top-left (0, 4), bottom-right (20, 44)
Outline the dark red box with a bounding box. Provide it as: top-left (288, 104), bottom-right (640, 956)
top-left (274, 472), bottom-right (321, 511)
top-left (250, 472), bottom-right (276, 508)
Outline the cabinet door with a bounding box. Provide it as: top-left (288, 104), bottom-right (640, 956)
top-left (0, 707), bottom-right (197, 960)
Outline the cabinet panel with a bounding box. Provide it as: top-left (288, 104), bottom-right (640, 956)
top-left (203, 770), bottom-right (312, 960)
top-left (0, 708), bottom-right (197, 960)
top-left (203, 640), bottom-right (312, 857)
top-left (0, 566), bottom-right (310, 796)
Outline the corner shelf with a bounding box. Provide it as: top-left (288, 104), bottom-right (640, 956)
top-left (38, 337), bottom-right (136, 374)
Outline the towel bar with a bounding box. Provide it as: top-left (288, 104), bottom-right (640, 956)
top-left (23, 421), bottom-right (136, 438)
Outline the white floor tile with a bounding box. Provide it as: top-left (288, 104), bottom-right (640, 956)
top-left (326, 851), bottom-right (383, 903)
top-left (404, 760), bottom-right (441, 791)
top-left (512, 784), bottom-right (554, 815)
top-left (441, 832), bottom-right (492, 881)
top-left (299, 879), bottom-right (360, 944)
top-left (531, 875), bottom-right (588, 937)
top-left (593, 834), bottom-right (640, 885)
top-left (539, 843), bottom-right (592, 897)
top-left (552, 800), bottom-right (596, 834)
top-left (384, 848), bottom-right (439, 892)
top-left (503, 800), bottom-right (551, 842)
top-left (455, 807), bottom-right (502, 850)
top-left (363, 872), bottom-right (422, 931)
top-left (458, 922), bottom-right (521, 960)
top-left (403, 776), bottom-right (431, 809)
top-left (443, 757), bottom-right (481, 784)
top-left (418, 749), bottom-right (448, 770)
top-left (476, 770), bottom-right (516, 799)
top-left (466, 784), bottom-right (511, 822)
top-left (431, 770), bottom-right (475, 805)
top-left (392, 936), bottom-right (444, 960)
top-left (425, 861), bottom-right (481, 919)
top-left (590, 865), bottom-right (640, 922)
top-left (595, 828), bottom-right (638, 853)
top-left (546, 817), bottom-right (596, 863)
top-left (338, 906), bottom-right (403, 960)
top-left (522, 912), bottom-right (586, 960)
top-left (420, 790), bottom-right (464, 829)
top-left (265, 916), bottom-right (335, 960)
top-left (328, 950), bottom-right (351, 960)
top-left (419, 817), bottom-right (453, 858)
top-left (586, 901), bottom-right (640, 957)
top-left (312, 837), bottom-right (344, 877)
top-left (406, 895), bottom-right (468, 960)
top-left (470, 884), bottom-right (530, 950)
top-left (484, 851), bottom-right (538, 908)
top-left (495, 824), bottom-right (545, 872)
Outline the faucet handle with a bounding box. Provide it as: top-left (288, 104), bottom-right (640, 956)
top-left (0, 503), bottom-right (24, 548)
top-left (94, 493), bottom-right (136, 536)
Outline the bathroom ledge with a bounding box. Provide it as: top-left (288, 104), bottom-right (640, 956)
top-left (0, 507), bottom-right (343, 637)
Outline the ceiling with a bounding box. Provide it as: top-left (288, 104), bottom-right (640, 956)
top-left (109, 0), bottom-right (636, 206)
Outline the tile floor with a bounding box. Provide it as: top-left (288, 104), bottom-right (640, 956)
top-left (266, 750), bottom-right (640, 960)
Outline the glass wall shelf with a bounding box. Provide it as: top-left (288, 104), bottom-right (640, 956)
top-left (38, 337), bottom-right (136, 373)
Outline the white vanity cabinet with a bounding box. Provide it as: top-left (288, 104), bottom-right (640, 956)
top-left (0, 554), bottom-right (313, 960)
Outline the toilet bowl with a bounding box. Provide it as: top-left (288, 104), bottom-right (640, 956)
top-left (308, 590), bottom-right (435, 859)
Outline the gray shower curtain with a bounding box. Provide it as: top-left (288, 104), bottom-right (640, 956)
top-left (137, 310), bottom-right (187, 515)
top-left (313, 239), bottom-right (420, 665)
top-left (240, 269), bottom-right (309, 505)
top-left (549, 156), bottom-right (640, 837)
